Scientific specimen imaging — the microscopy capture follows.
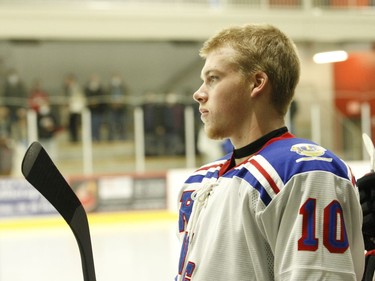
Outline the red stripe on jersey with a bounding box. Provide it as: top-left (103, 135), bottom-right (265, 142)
top-left (250, 158), bottom-right (280, 194)
top-left (196, 162), bottom-right (224, 172)
top-left (348, 166), bottom-right (356, 186)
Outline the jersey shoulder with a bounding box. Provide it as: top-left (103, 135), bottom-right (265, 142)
top-left (259, 137), bottom-right (352, 184)
top-left (184, 153), bottom-right (231, 184)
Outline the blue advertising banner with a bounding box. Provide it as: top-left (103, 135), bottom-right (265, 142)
top-left (0, 173), bottom-right (167, 218)
top-left (0, 178), bottom-right (57, 218)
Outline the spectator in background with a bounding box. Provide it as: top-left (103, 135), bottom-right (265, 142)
top-left (3, 69), bottom-right (27, 121)
top-left (64, 74), bottom-right (86, 142)
top-left (0, 106), bottom-right (12, 176)
top-left (0, 106), bottom-right (13, 176)
top-left (107, 74), bottom-right (127, 141)
top-left (37, 100), bottom-right (57, 158)
top-left (28, 79), bottom-right (49, 113)
top-left (164, 92), bottom-right (185, 155)
top-left (143, 91), bottom-right (166, 156)
top-left (0, 106), bottom-right (11, 139)
top-left (222, 138), bottom-right (233, 154)
top-left (10, 107), bottom-right (28, 176)
top-left (85, 74), bottom-right (106, 142)
top-left (289, 99), bottom-right (298, 134)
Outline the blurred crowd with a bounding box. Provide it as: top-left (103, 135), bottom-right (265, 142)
top-left (0, 69), bottom-right (130, 175)
top-left (63, 72), bottom-right (129, 143)
top-left (0, 69), bottom-right (130, 139)
top-left (0, 68), bottom-right (231, 176)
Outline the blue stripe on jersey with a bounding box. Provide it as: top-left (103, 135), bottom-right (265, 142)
top-left (225, 168), bottom-right (272, 205)
top-left (185, 167), bottom-right (222, 184)
top-left (185, 174), bottom-right (206, 184)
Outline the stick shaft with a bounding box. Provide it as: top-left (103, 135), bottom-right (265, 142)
top-left (22, 142), bottom-right (96, 281)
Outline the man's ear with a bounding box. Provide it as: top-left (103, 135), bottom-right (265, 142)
top-left (250, 71), bottom-right (269, 98)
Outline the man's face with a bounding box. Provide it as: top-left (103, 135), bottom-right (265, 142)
top-left (194, 47), bottom-right (253, 140)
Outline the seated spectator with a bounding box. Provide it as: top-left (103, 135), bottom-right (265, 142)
top-left (3, 69), bottom-right (27, 121)
top-left (28, 79), bottom-right (49, 113)
top-left (85, 74), bottom-right (106, 142)
top-left (64, 74), bottom-right (86, 142)
top-left (108, 74), bottom-right (128, 141)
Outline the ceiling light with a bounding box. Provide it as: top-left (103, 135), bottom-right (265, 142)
top-left (313, 50), bottom-right (348, 64)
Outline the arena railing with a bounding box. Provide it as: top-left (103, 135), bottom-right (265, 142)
top-left (0, 94), bottom-right (370, 176)
top-left (0, 0), bottom-right (374, 10)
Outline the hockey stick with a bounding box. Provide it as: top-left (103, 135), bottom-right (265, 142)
top-left (21, 142), bottom-right (96, 281)
top-left (363, 133), bottom-right (375, 172)
top-left (361, 134), bottom-right (375, 281)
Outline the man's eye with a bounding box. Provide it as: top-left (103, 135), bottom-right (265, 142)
top-left (208, 76), bottom-right (218, 83)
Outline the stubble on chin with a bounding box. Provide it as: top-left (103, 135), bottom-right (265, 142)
top-left (203, 123), bottom-right (224, 141)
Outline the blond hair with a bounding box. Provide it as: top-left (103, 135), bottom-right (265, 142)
top-left (200, 24), bottom-right (300, 116)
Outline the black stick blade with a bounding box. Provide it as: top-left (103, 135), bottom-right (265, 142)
top-left (21, 141), bottom-right (81, 223)
top-left (21, 142), bottom-right (96, 281)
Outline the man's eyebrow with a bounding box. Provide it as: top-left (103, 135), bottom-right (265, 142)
top-left (200, 69), bottom-right (220, 80)
top-left (200, 69), bottom-right (211, 79)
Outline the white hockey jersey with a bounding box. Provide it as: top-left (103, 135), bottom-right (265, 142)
top-left (176, 132), bottom-right (365, 281)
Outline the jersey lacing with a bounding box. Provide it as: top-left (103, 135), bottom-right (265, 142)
top-left (187, 181), bottom-right (218, 244)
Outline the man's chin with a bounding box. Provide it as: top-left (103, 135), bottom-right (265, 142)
top-left (205, 127), bottom-right (224, 141)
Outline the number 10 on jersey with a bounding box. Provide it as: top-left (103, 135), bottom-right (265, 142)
top-left (298, 198), bottom-right (349, 253)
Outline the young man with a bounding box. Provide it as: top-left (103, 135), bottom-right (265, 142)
top-left (176, 24), bottom-right (365, 280)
